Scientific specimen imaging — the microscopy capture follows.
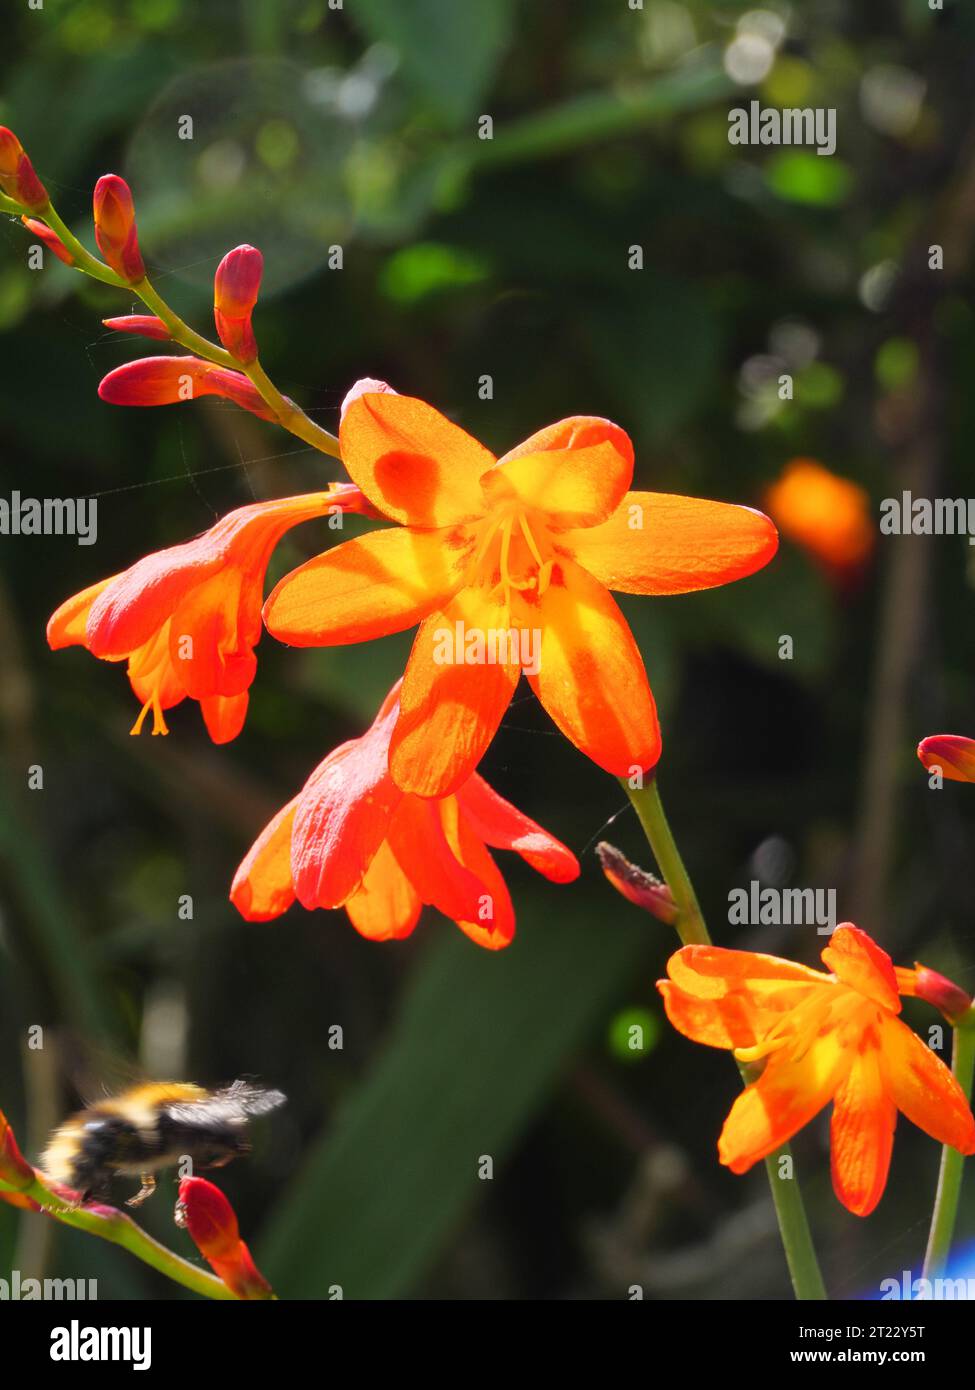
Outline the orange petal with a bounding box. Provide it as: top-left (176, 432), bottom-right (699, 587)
top-left (917, 734), bottom-right (975, 784)
top-left (292, 704), bottom-right (404, 909)
top-left (484, 417), bottom-right (633, 530)
top-left (339, 391), bottom-right (493, 526)
top-left (564, 491), bottom-right (778, 595)
top-left (389, 585), bottom-right (521, 797)
top-left (200, 691), bottom-right (249, 744)
top-left (658, 980), bottom-right (765, 1051)
top-left (666, 944), bottom-right (828, 999)
top-left (719, 1029), bottom-right (850, 1173)
top-left (47, 576), bottom-right (117, 649)
top-left (880, 1017), bottom-right (975, 1153)
top-left (441, 798), bottom-right (515, 949)
top-left (230, 800), bottom-right (298, 921)
top-left (345, 840), bottom-right (422, 941)
top-left (829, 1043), bottom-right (896, 1216)
top-left (456, 774), bottom-right (579, 883)
top-left (263, 524), bottom-right (472, 647)
top-left (821, 925), bottom-right (900, 1013)
top-left (527, 557), bottom-right (660, 777)
top-left (170, 570), bottom-right (257, 700)
top-left (386, 797), bottom-right (493, 930)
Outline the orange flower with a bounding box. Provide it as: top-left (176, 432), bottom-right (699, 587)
top-left (93, 174), bottom-right (144, 283)
top-left (765, 458), bottom-right (874, 582)
top-left (917, 734), bottom-right (975, 784)
top-left (48, 488), bottom-right (367, 742)
top-left (231, 681), bottom-right (580, 948)
top-left (214, 245), bottom-right (262, 363)
top-left (176, 1177), bottom-right (272, 1300)
top-left (0, 127), bottom-right (47, 209)
top-left (99, 355), bottom-right (278, 420)
top-left (658, 925), bottom-right (975, 1216)
top-left (264, 383), bottom-right (778, 797)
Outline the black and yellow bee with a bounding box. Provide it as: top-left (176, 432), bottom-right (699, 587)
top-left (40, 1081), bottom-right (286, 1207)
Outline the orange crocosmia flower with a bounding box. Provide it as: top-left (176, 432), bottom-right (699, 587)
top-left (917, 734), bottom-right (975, 784)
top-left (765, 458), bottom-right (874, 581)
top-left (658, 925), bottom-right (975, 1217)
top-left (47, 487), bottom-right (367, 743)
top-left (230, 681), bottom-right (580, 949)
top-left (264, 383), bottom-right (779, 797)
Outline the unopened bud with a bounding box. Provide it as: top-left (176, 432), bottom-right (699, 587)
top-left (597, 841), bottom-right (678, 925)
top-left (0, 127), bottom-right (47, 209)
top-left (214, 244), bottom-right (263, 363)
top-left (93, 174), bottom-right (145, 282)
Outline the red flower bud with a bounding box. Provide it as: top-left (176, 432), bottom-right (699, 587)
top-left (0, 127), bottom-right (47, 209)
top-left (93, 174), bottom-right (145, 282)
top-left (214, 245), bottom-right (263, 363)
top-left (176, 1177), bottom-right (273, 1300)
top-left (98, 355), bottom-right (280, 420)
top-left (918, 735), bottom-right (975, 784)
top-left (103, 314), bottom-right (170, 341)
top-left (0, 1106), bottom-right (35, 1192)
top-left (898, 963), bottom-right (972, 1023)
top-left (597, 841), bottom-right (679, 925)
top-left (21, 216), bottom-right (73, 265)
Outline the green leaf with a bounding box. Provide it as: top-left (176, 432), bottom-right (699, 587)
top-left (259, 898), bottom-right (647, 1297)
top-left (348, 0), bottom-right (515, 126)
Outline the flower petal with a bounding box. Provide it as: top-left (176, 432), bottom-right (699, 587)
top-left (386, 796), bottom-right (492, 927)
top-left (659, 946), bottom-right (825, 1050)
top-left (526, 557), bottom-right (660, 777)
top-left (47, 576), bottom-right (116, 649)
top-left (230, 799), bottom-right (298, 922)
top-left (456, 774), bottom-right (579, 882)
top-left (484, 417), bottom-right (633, 530)
top-left (821, 925), bottom-right (900, 1014)
top-left (441, 798), bottom-right (515, 949)
top-left (200, 691), bottom-right (249, 744)
top-left (292, 703), bottom-right (404, 909)
top-left (564, 491), bottom-right (778, 595)
top-left (719, 1030), bottom-right (850, 1173)
top-left (345, 840), bottom-right (422, 941)
top-left (830, 1043), bottom-right (896, 1216)
top-left (340, 390), bottom-right (493, 526)
top-left (917, 734), bottom-right (975, 784)
top-left (389, 586), bottom-right (520, 797)
top-left (263, 524), bottom-right (473, 647)
top-left (880, 1017), bottom-right (975, 1153)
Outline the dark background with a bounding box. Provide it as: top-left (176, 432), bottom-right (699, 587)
top-left (2, 0), bottom-right (975, 1300)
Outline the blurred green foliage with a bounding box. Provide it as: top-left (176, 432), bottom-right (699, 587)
top-left (2, 0), bottom-right (975, 1300)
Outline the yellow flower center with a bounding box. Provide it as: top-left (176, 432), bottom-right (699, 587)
top-left (467, 505), bottom-right (555, 614)
top-left (734, 985), bottom-right (873, 1066)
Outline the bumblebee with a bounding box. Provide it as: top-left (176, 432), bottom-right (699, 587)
top-left (40, 1081), bottom-right (286, 1207)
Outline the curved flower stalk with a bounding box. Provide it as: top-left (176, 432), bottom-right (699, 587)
top-left (231, 681), bottom-right (580, 947)
top-left (658, 925), bottom-right (975, 1217)
top-left (48, 486), bottom-right (370, 742)
top-left (0, 1105), bottom-right (243, 1299)
top-left (264, 381), bottom-right (779, 796)
top-left (176, 1177), bottom-right (274, 1300)
top-left (0, 126), bottom-right (340, 456)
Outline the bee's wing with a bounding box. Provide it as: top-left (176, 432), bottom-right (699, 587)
top-left (164, 1083), bottom-right (286, 1129)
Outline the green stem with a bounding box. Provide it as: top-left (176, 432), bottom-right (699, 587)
top-left (1, 1171), bottom-right (238, 1300)
top-left (922, 1008), bottom-right (975, 1280)
top-left (623, 773), bottom-right (828, 1300)
top-left (245, 359), bottom-right (341, 459)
